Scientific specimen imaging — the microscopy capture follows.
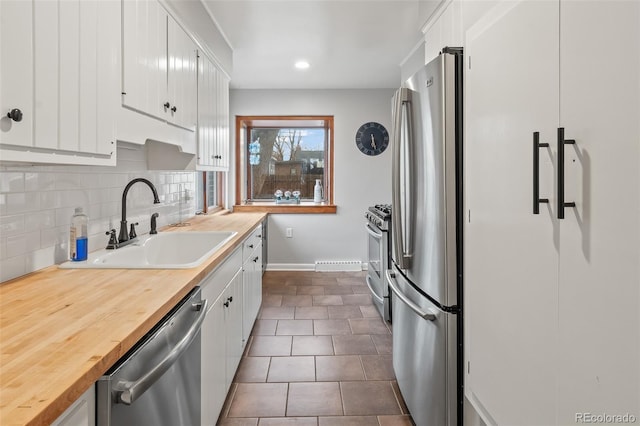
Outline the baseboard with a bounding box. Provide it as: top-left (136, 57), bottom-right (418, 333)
top-left (266, 263), bottom-right (315, 271)
top-left (266, 262), bottom-right (368, 272)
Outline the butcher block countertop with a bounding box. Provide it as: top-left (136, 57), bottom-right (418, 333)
top-left (0, 212), bottom-right (267, 426)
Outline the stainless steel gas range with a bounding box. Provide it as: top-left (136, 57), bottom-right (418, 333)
top-left (365, 204), bottom-right (392, 322)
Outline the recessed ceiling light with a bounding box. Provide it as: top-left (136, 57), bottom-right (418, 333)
top-left (295, 60), bottom-right (310, 70)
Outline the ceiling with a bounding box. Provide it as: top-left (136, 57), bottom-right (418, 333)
top-left (201, 0), bottom-right (432, 89)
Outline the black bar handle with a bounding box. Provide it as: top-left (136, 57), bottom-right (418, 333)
top-left (557, 127), bottom-right (576, 219)
top-left (533, 132), bottom-right (549, 214)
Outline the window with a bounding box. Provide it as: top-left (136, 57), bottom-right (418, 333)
top-left (196, 171), bottom-right (224, 213)
top-left (235, 116), bottom-right (336, 213)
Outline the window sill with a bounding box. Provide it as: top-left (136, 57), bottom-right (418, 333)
top-left (233, 202), bottom-right (337, 214)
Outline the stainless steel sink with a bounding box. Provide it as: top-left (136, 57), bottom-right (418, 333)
top-left (59, 231), bottom-right (237, 269)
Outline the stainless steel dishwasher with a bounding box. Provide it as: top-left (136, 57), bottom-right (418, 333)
top-left (97, 288), bottom-right (207, 426)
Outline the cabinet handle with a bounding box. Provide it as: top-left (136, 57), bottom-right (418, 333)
top-left (223, 300), bottom-right (229, 307)
top-left (252, 256), bottom-right (259, 262)
top-left (248, 244), bottom-right (254, 249)
top-left (533, 132), bottom-right (549, 214)
top-left (6, 108), bottom-right (23, 122)
top-left (163, 102), bottom-right (170, 110)
top-left (171, 106), bottom-right (177, 113)
top-left (557, 127), bottom-right (576, 219)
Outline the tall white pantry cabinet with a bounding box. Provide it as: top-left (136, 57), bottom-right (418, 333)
top-left (464, 0), bottom-right (639, 424)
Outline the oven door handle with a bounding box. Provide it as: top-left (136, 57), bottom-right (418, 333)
top-left (365, 275), bottom-right (385, 304)
top-left (386, 270), bottom-right (436, 321)
top-left (114, 299), bottom-right (208, 405)
top-left (365, 223), bottom-right (383, 239)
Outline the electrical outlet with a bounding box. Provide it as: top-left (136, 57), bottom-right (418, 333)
top-left (286, 228), bottom-right (293, 238)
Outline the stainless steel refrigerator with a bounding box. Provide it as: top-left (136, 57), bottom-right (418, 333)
top-left (386, 47), bottom-right (463, 426)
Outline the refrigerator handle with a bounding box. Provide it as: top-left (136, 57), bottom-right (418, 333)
top-left (557, 127), bottom-right (576, 219)
top-left (386, 270), bottom-right (436, 321)
top-left (392, 88), bottom-right (413, 268)
top-left (532, 131), bottom-right (549, 214)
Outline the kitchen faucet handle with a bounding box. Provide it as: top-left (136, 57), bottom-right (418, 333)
top-left (129, 222), bottom-right (139, 239)
top-left (150, 213), bottom-right (159, 234)
top-left (105, 229), bottom-right (118, 249)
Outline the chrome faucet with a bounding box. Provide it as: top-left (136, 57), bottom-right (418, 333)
top-left (117, 178), bottom-right (161, 246)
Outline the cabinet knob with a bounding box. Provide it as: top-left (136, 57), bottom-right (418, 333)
top-left (6, 108), bottom-right (22, 122)
top-left (163, 102), bottom-right (170, 109)
top-left (171, 106), bottom-right (177, 113)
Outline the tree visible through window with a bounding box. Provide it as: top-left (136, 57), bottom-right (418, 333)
top-left (237, 116), bottom-right (333, 205)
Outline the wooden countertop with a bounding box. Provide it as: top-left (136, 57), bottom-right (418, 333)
top-left (0, 212), bottom-right (267, 426)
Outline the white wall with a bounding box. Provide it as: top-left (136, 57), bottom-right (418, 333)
top-left (230, 89), bottom-right (395, 269)
top-left (0, 144), bottom-right (196, 283)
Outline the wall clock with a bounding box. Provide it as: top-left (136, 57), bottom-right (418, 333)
top-left (355, 122), bottom-right (389, 156)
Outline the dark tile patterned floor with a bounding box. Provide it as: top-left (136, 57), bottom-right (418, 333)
top-left (216, 271), bottom-right (415, 426)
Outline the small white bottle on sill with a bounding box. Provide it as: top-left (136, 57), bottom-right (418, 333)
top-left (313, 179), bottom-right (323, 204)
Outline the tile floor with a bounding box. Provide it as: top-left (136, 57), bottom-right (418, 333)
top-left (216, 271), bottom-right (415, 426)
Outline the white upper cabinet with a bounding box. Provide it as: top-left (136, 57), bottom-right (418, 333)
top-left (122, 0), bottom-right (197, 132)
top-left (197, 53), bottom-right (230, 171)
top-left (0, 0), bottom-right (119, 165)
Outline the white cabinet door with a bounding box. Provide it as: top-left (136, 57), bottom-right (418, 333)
top-left (225, 271), bottom-right (244, 390)
top-left (197, 53), bottom-right (218, 169)
top-left (465, 1), bottom-right (559, 424)
top-left (557, 1), bottom-right (640, 422)
top-left (201, 291), bottom-right (227, 426)
top-left (215, 73), bottom-right (230, 170)
top-left (122, 0), bottom-right (167, 121)
top-left (1, 0), bottom-right (117, 164)
top-left (242, 242), bottom-right (263, 345)
top-left (0, 0), bottom-right (33, 147)
top-left (167, 15), bottom-right (197, 131)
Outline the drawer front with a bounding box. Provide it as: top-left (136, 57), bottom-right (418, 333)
top-left (242, 225), bottom-right (262, 263)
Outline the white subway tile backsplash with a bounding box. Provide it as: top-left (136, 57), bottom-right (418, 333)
top-left (0, 255), bottom-right (26, 282)
top-left (24, 210), bottom-right (56, 231)
top-left (0, 161), bottom-right (198, 282)
top-left (0, 214), bottom-right (25, 237)
top-left (0, 172), bottom-right (25, 193)
top-left (27, 246), bottom-right (57, 272)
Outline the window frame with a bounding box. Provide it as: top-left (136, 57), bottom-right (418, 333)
top-left (234, 115), bottom-right (336, 214)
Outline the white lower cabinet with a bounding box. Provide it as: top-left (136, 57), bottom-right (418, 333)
top-left (200, 224), bottom-right (265, 426)
top-left (51, 385), bottom-right (95, 426)
top-left (200, 247), bottom-right (242, 426)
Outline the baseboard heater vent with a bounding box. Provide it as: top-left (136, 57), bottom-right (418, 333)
top-left (314, 261), bottom-right (362, 272)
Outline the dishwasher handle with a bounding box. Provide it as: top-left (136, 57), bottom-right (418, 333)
top-left (115, 299), bottom-right (208, 405)
top-left (385, 270), bottom-right (436, 321)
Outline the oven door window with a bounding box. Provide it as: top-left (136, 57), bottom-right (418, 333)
top-left (367, 224), bottom-right (383, 280)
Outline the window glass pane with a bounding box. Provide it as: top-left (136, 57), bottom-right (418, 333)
top-left (196, 172), bottom-right (219, 212)
top-left (206, 172), bottom-right (217, 207)
top-left (249, 127), bottom-right (326, 200)
top-left (196, 172), bottom-right (205, 212)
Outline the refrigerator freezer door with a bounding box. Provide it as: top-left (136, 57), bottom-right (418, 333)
top-left (391, 52), bottom-right (460, 308)
top-left (387, 267), bottom-right (457, 426)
